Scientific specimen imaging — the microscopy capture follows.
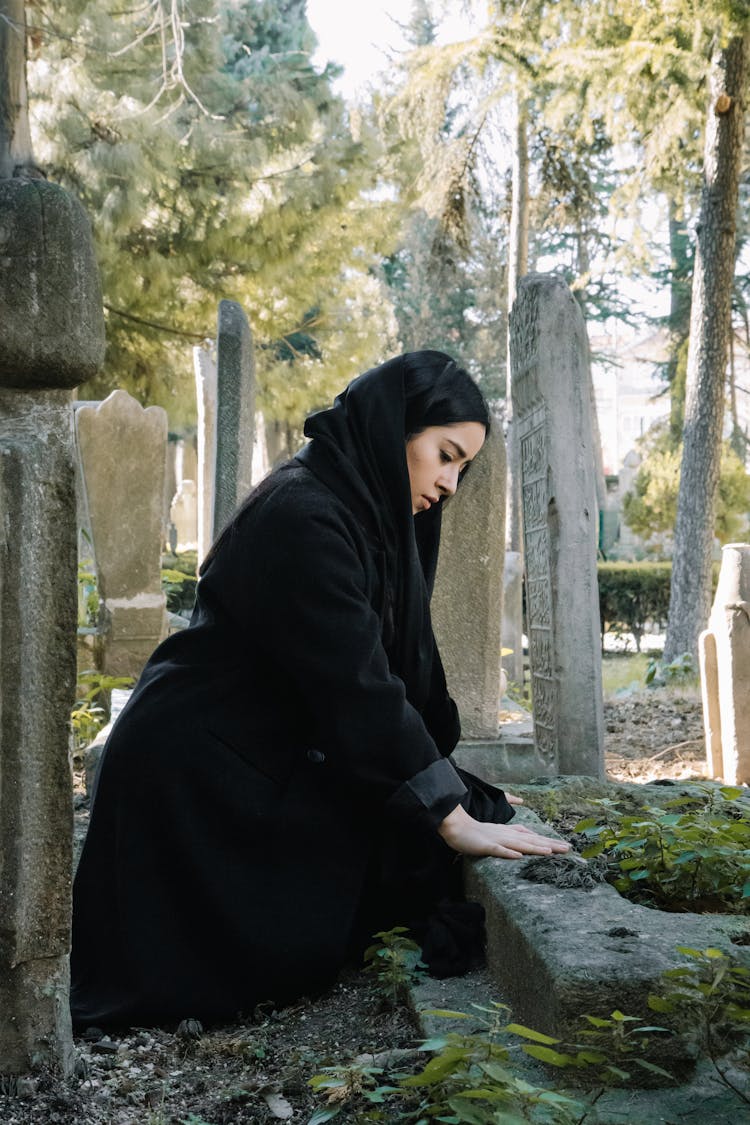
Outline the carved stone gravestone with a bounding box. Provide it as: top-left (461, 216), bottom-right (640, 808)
top-left (75, 390), bottom-right (169, 679)
top-left (194, 343), bottom-right (217, 562)
top-left (432, 424), bottom-right (506, 740)
top-left (509, 273), bottom-right (604, 778)
top-left (213, 300), bottom-right (256, 538)
top-left (699, 542), bottom-right (750, 785)
top-left (0, 178), bottom-right (104, 1076)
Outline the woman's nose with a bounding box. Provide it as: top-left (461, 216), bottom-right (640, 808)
top-left (438, 464), bottom-right (460, 496)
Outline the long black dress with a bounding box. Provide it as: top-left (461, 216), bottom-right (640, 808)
top-left (70, 354), bottom-right (514, 1028)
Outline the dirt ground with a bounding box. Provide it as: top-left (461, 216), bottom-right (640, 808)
top-left (0, 691), bottom-right (716, 1124)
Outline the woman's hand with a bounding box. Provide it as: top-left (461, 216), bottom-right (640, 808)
top-left (438, 802), bottom-right (570, 860)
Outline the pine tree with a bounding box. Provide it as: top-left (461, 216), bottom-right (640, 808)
top-left (29, 0), bottom-right (397, 425)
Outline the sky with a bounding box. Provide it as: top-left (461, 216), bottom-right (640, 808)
top-left (305, 0), bottom-right (480, 99)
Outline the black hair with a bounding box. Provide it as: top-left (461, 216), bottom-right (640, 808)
top-left (402, 350), bottom-right (490, 439)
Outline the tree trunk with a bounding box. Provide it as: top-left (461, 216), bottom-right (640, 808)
top-left (505, 91), bottom-right (529, 553)
top-left (664, 34), bottom-right (749, 663)
top-left (666, 195), bottom-right (693, 443)
top-left (0, 1), bottom-right (33, 178)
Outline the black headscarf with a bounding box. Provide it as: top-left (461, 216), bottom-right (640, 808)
top-left (294, 355), bottom-right (443, 713)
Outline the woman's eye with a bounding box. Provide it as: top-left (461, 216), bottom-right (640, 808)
top-left (440, 450), bottom-right (452, 464)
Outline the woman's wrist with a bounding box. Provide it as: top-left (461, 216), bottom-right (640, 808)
top-left (438, 802), bottom-right (470, 846)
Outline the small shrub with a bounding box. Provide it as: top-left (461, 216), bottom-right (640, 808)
top-left (162, 567), bottom-right (198, 614)
top-left (363, 927), bottom-right (426, 1007)
top-left (597, 562), bottom-right (672, 651)
top-left (649, 947), bottom-right (750, 1106)
top-left (576, 786), bottom-right (750, 913)
top-left (71, 670), bottom-right (134, 755)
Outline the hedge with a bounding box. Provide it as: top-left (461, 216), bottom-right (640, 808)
top-left (597, 561), bottom-right (672, 651)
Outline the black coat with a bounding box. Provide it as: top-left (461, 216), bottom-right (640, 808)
top-left (71, 361), bottom-right (512, 1028)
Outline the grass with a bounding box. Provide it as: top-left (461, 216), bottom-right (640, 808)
top-left (601, 652), bottom-right (701, 699)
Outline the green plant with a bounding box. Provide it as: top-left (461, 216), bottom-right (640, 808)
top-left (70, 670), bottom-right (134, 756)
top-left (309, 1063), bottom-right (399, 1123)
top-left (363, 927), bottom-right (426, 1007)
top-left (597, 562), bottom-right (672, 651)
top-left (161, 567), bottom-right (198, 614)
top-left (77, 555), bottom-right (99, 629)
top-left (308, 999), bottom-right (672, 1123)
top-left (645, 652), bottom-right (696, 687)
top-left (649, 947), bottom-right (750, 1106)
top-left (576, 786), bottom-right (750, 913)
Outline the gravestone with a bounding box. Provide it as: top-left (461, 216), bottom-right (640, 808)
top-left (170, 478), bottom-right (198, 552)
top-left (432, 425), bottom-right (506, 739)
top-left (213, 300), bottom-right (255, 538)
top-left (75, 390), bottom-right (169, 679)
top-left (509, 273), bottom-right (604, 778)
top-left (699, 542), bottom-right (750, 785)
top-left (0, 178), bottom-right (104, 1076)
top-left (501, 551), bottom-right (524, 687)
top-left (194, 344), bottom-right (218, 562)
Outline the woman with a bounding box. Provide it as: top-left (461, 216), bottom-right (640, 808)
top-left (71, 350), bottom-right (566, 1029)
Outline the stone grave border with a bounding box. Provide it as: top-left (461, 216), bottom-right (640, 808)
top-left (463, 796), bottom-right (750, 1084)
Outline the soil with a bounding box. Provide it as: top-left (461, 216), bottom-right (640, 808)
top-left (0, 689), bottom-right (719, 1125)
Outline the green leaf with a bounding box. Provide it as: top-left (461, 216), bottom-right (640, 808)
top-left (521, 1044), bottom-right (575, 1067)
top-left (419, 1037), bottom-right (450, 1051)
top-left (307, 1109), bottom-right (341, 1125)
top-left (574, 817), bottom-right (599, 831)
top-left (647, 996), bottom-right (674, 1013)
top-left (720, 787), bottom-right (745, 800)
top-left (422, 1009), bottom-right (471, 1019)
top-left (582, 1015), bottom-right (612, 1028)
top-left (504, 1023), bottom-right (560, 1045)
top-left (633, 1058), bottom-right (676, 1079)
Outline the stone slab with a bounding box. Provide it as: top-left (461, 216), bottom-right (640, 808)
top-left (0, 391), bottom-right (76, 1075)
top-left (411, 969), bottom-right (747, 1120)
top-left (213, 300), bottom-right (255, 537)
top-left (463, 805), bottom-right (750, 1082)
top-left (0, 180), bottom-right (104, 388)
top-left (510, 273), bottom-right (604, 776)
top-left (432, 425), bottom-right (507, 740)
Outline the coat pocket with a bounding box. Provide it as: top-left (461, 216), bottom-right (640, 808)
top-left (205, 725), bottom-right (296, 788)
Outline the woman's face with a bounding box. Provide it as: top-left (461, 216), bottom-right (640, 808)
top-left (405, 421), bottom-right (486, 515)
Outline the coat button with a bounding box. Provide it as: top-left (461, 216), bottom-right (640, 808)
top-left (306, 749), bottom-right (326, 764)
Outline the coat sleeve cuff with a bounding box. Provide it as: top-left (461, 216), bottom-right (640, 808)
top-left (385, 757), bottom-right (468, 830)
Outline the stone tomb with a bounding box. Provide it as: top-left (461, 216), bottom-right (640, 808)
top-left (75, 390), bottom-right (169, 679)
top-left (700, 542), bottom-right (750, 785)
top-left (432, 424), bottom-right (507, 741)
top-left (509, 273), bottom-right (604, 778)
top-left (213, 300), bottom-right (256, 539)
top-left (465, 790), bottom-right (750, 1085)
top-left (0, 177), bottom-right (104, 1076)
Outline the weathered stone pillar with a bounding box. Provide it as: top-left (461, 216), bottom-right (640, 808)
top-left (433, 424), bottom-right (506, 739)
top-left (501, 550), bottom-right (524, 688)
top-left (509, 273), bottom-right (604, 778)
top-left (194, 343), bottom-right (217, 563)
top-left (699, 542), bottom-right (750, 785)
top-left (213, 300), bottom-right (255, 538)
top-left (75, 390), bottom-right (168, 679)
top-left (0, 179), bottom-right (104, 1076)
top-left (170, 478), bottom-right (198, 552)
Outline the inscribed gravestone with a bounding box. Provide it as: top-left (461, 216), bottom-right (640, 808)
top-left (509, 273), bottom-right (604, 777)
top-left (213, 300), bottom-right (256, 538)
top-left (432, 424), bottom-right (506, 739)
top-left (75, 390), bottom-right (168, 679)
top-left (0, 178), bottom-right (104, 1076)
top-left (700, 542), bottom-right (750, 785)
